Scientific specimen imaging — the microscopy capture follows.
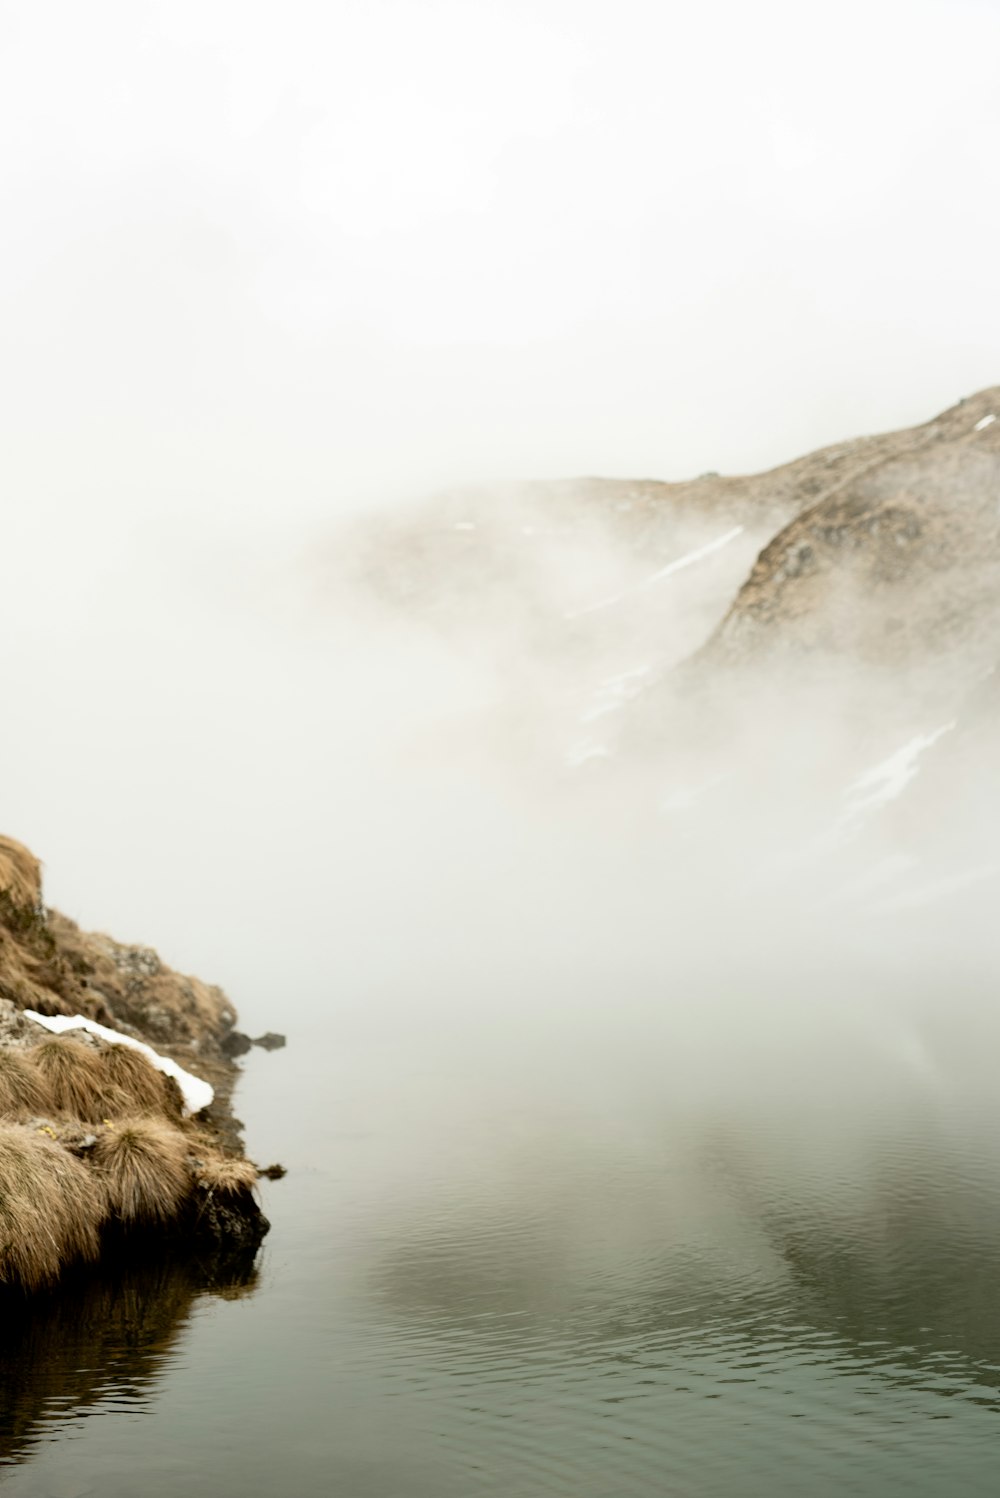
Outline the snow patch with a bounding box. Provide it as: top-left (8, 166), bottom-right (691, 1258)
top-left (24, 1010), bottom-right (214, 1115)
top-left (579, 664), bottom-right (652, 724)
top-left (974, 413), bottom-right (996, 432)
top-left (843, 723), bottom-right (955, 818)
top-left (566, 526), bottom-right (744, 619)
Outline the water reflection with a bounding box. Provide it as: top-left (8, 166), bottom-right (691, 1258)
top-left (0, 1245), bottom-right (260, 1466)
top-left (366, 1117), bottom-right (1000, 1422)
top-left (5, 1043), bottom-right (1000, 1497)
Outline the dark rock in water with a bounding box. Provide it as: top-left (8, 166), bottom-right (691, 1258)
top-left (189, 1186), bottom-right (270, 1255)
top-left (220, 1028), bottom-right (254, 1058)
top-left (221, 1029), bottom-right (285, 1057)
top-left (252, 1031), bottom-right (286, 1051)
top-left (258, 1162), bottom-right (288, 1180)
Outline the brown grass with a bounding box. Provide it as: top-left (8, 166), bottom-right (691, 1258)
top-left (27, 1036), bottom-right (106, 1121)
top-left (0, 927), bottom-right (70, 1015)
top-left (91, 1117), bottom-right (191, 1225)
top-left (0, 1124), bottom-right (104, 1291)
top-left (194, 1156), bottom-right (258, 1196)
top-left (97, 1044), bottom-right (173, 1118)
top-left (0, 1048), bottom-right (52, 1119)
top-left (0, 838), bottom-right (42, 912)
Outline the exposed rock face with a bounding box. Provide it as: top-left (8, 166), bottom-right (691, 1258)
top-left (340, 386), bottom-right (1000, 922)
top-left (343, 387), bottom-right (1000, 739)
top-left (6, 908), bottom-right (236, 1052)
top-left (700, 397), bottom-right (1000, 675)
top-left (342, 387), bottom-right (1000, 676)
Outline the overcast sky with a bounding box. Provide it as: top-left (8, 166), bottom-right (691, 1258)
top-left (2, 0), bottom-right (998, 539)
top-left (2, 0), bottom-right (999, 992)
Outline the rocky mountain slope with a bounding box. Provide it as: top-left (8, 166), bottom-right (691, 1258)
top-left (344, 387), bottom-right (999, 674)
top-left (338, 386), bottom-right (1000, 916)
top-left (699, 391), bottom-right (1000, 675)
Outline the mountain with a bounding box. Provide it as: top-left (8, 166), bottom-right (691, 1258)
top-left (699, 389), bottom-right (1000, 675)
top-left (344, 386), bottom-right (1000, 682)
top-left (336, 386), bottom-right (1000, 917)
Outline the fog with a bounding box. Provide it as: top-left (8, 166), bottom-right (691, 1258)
top-left (4, 0), bottom-right (1000, 531)
top-left (3, 0), bottom-right (999, 1211)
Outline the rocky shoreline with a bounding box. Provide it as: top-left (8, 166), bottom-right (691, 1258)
top-left (0, 835), bottom-right (271, 1294)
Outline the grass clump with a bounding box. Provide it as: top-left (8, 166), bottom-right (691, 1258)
top-left (194, 1156), bottom-right (258, 1196)
top-left (0, 1048), bottom-right (52, 1119)
top-left (27, 1036), bottom-right (106, 1121)
top-left (0, 837), bottom-right (42, 913)
top-left (91, 1117), bottom-right (191, 1225)
top-left (96, 1044), bottom-right (174, 1118)
top-left (0, 1124), bottom-right (104, 1291)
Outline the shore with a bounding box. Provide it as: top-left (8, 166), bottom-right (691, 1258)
top-left (0, 835), bottom-right (270, 1294)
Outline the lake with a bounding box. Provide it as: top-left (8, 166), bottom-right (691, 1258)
top-left (4, 989), bottom-right (1000, 1498)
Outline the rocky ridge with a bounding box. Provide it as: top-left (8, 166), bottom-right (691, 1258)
top-left (341, 386), bottom-right (1000, 914)
top-left (346, 387), bottom-right (1000, 673)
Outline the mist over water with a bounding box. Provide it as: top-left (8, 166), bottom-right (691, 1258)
top-left (3, 1), bottom-right (1000, 1489)
top-left (6, 419), bottom-right (1000, 1493)
top-left (5, 437), bottom-right (997, 1165)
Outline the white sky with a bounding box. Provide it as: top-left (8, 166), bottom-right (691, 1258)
top-left (0, 0), bottom-right (998, 1021)
top-left (2, 0), bottom-right (998, 537)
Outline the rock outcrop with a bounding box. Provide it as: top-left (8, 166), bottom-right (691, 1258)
top-left (342, 386), bottom-right (1000, 721)
top-left (698, 390), bottom-right (1000, 676)
top-left (0, 837), bottom-right (269, 1294)
top-left (341, 387), bottom-right (1000, 676)
top-left (339, 386), bottom-right (1000, 918)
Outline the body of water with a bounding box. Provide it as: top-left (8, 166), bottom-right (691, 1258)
top-left (4, 1003), bottom-right (1000, 1497)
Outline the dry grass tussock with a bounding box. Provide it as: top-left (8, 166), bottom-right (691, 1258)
top-left (97, 1043), bottom-right (174, 1117)
top-left (0, 838), bottom-right (42, 913)
top-left (194, 1156), bottom-right (258, 1196)
top-left (92, 1117), bottom-right (191, 1225)
top-left (27, 1036), bottom-right (107, 1121)
top-left (0, 1124), bottom-right (104, 1291)
top-left (0, 1048), bottom-right (52, 1119)
top-left (0, 928), bottom-right (70, 1014)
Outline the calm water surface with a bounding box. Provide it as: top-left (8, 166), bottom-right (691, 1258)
top-left (3, 1018), bottom-right (1000, 1497)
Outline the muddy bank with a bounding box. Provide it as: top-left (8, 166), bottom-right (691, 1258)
top-left (0, 835), bottom-right (271, 1293)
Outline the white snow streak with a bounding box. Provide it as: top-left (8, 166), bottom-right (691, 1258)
top-left (24, 1010), bottom-right (214, 1115)
top-left (565, 526), bottom-right (744, 619)
top-left (579, 664), bottom-right (652, 724)
top-left (842, 723), bottom-right (955, 818)
top-left (973, 413), bottom-right (996, 431)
